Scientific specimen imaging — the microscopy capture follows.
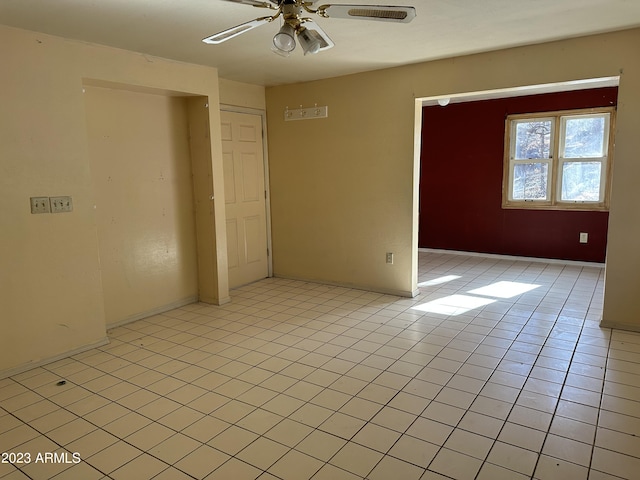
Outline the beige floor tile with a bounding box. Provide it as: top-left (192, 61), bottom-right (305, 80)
top-left (486, 441), bottom-right (539, 476)
top-left (110, 453), bottom-right (168, 480)
top-left (151, 466), bottom-right (198, 480)
top-left (236, 436), bottom-right (289, 470)
top-left (550, 415), bottom-right (596, 444)
top-left (83, 402), bottom-right (129, 427)
top-left (444, 428), bottom-right (494, 460)
top-left (476, 462), bottom-right (530, 480)
top-left (352, 423), bottom-right (401, 454)
top-left (318, 412), bottom-right (366, 440)
top-left (204, 458), bottom-right (262, 480)
top-left (428, 448), bottom-right (483, 480)
top-left (174, 444), bottom-right (229, 479)
top-left (102, 411), bottom-right (151, 438)
top-left (406, 417), bottom-right (453, 446)
top-left (207, 425), bottom-right (259, 455)
top-left (542, 434), bottom-right (593, 466)
top-left (116, 388), bottom-right (160, 410)
top-left (268, 449), bottom-right (324, 480)
top-left (295, 429), bottom-right (347, 462)
top-left (49, 461), bottom-right (105, 480)
top-left (165, 384), bottom-right (209, 405)
top-left (591, 447), bottom-right (640, 479)
top-left (186, 391), bottom-right (230, 414)
top-left (498, 422), bottom-right (546, 452)
top-left (149, 433), bottom-right (202, 464)
top-left (421, 401), bottom-right (466, 426)
top-left (368, 455), bottom-right (425, 480)
top-left (310, 463), bottom-right (362, 480)
top-left (236, 408), bottom-right (283, 434)
top-left (47, 418), bottom-right (97, 446)
top-left (86, 441), bottom-right (142, 474)
top-left (125, 421), bottom-right (175, 451)
top-left (388, 434), bottom-right (439, 468)
top-left (66, 429), bottom-right (119, 458)
top-left (470, 395), bottom-right (513, 421)
top-left (458, 411), bottom-right (504, 438)
top-left (137, 397), bottom-right (182, 420)
top-left (210, 399), bottom-right (255, 423)
top-left (370, 406), bottom-right (416, 432)
top-left (12, 399), bottom-right (59, 423)
top-left (338, 397), bottom-right (383, 421)
top-left (264, 418), bottom-right (313, 447)
top-left (329, 442), bottom-right (383, 477)
top-left (3, 254), bottom-right (633, 479)
top-left (182, 415), bottom-right (230, 443)
top-left (533, 454), bottom-right (589, 480)
top-left (157, 406), bottom-right (204, 431)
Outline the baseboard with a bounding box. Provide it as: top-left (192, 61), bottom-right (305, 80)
top-left (418, 248), bottom-right (605, 268)
top-left (599, 320), bottom-right (640, 333)
top-left (198, 295), bottom-right (231, 306)
top-left (0, 337), bottom-right (110, 380)
top-left (273, 274), bottom-right (417, 298)
top-left (106, 296), bottom-right (198, 329)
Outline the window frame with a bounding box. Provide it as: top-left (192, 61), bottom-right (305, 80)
top-left (502, 107), bottom-right (615, 211)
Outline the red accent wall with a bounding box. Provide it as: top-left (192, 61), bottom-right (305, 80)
top-left (419, 87), bottom-right (617, 263)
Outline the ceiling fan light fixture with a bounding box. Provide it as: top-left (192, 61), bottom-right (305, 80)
top-left (273, 23), bottom-right (296, 53)
top-left (297, 27), bottom-right (321, 55)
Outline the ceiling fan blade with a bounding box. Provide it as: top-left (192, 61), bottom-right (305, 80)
top-left (299, 19), bottom-right (335, 52)
top-left (317, 4), bottom-right (416, 23)
top-left (221, 0), bottom-right (278, 8)
top-left (202, 16), bottom-right (273, 44)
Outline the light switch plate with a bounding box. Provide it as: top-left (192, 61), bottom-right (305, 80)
top-left (30, 197), bottom-right (50, 214)
top-left (50, 196), bottom-right (73, 213)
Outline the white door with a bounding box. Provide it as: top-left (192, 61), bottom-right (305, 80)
top-left (221, 110), bottom-right (269, 288)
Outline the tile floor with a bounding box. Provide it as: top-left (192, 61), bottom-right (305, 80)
top-left (2, 251), bottom-right (640, 479)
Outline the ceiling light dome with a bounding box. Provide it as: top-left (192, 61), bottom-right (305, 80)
top-left (298, 27), bottom-right (321, 55)
top-left (273, 23), bottom-right (296, 53)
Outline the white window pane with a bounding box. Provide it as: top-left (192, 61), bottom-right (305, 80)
top-left (512, 163), bottom-right (548, 200)
top-left (514, 120), bottom-right (552, 160)
top-left (563, 116), bottom-right (606, 158)
top-left (561, 162), bottom-right (602, 201)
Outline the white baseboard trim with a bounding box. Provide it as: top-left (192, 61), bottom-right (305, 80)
top-left (418, 248), bottom-right (605, 268)
top-left (106, 296), bottom-right (198, 329)
top-left (0, 337), bottom-right (110, 380)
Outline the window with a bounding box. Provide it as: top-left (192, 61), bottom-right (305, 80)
top-left (503, 108), bottom-right (615, 210)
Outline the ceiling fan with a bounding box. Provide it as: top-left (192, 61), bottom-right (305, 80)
top-left (202, 0), bottom-right (416, 56)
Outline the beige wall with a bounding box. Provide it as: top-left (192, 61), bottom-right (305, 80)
top-left (266, 28), bottom-right (640, 329)
top-left (3, 23), bottom-right (640, 378)
top-left (0, 25), bottom-right (227, 376)
top-left (219, 78), bottom-right (266, 110)
top-left (85, 86), bottom-right (199, 327)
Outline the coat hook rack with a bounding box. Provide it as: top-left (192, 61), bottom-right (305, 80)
top-left (284, 103), bottom-right (328, 121)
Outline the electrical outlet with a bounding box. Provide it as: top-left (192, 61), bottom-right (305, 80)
top-left (50, 196), bottom-right (73, 213)
top-left (30, 197), bottom-right (50, 214)
top-left (579, 232), bottom-right (588, 244)
top-left (386, 252), bottom-right (394, 264)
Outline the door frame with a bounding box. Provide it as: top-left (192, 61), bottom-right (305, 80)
top-left (220, 104), bottom-right (273, 279)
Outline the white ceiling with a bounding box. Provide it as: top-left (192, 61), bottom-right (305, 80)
top-left (2, 0), bottom-right (640, 87)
